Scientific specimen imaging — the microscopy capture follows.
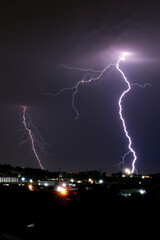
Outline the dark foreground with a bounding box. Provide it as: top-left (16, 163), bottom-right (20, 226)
top-left (0, 184), bottom-right (159, 239)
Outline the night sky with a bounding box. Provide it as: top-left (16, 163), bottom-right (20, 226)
top-left (1, 0), bottom-right (160, 174)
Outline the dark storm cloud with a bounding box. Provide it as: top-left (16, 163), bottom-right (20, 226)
top-left (0, 0), bottom-right (156, 106)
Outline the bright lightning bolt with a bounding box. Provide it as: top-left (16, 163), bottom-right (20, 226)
top-left (21, 106), bottom-right (45, 170)
top-left (43, 52), bottom-right (151, 173)
top-left (116, 52), bottom-right (137, 173)
top-left (116, 53), bottom-right (151, 173)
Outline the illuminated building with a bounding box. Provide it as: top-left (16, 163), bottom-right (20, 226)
top-left (0, 176), bottom-right (19, 183)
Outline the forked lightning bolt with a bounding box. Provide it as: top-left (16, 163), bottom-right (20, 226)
top-left (22, 106), bottom-right (45, 170)
top-left (43, 52), bottom-right (150, 173)
top-left (116, 53), bottom-right (137, 173)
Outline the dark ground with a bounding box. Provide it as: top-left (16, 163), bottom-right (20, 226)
top-left (0, 184), bottom-right (159, 239)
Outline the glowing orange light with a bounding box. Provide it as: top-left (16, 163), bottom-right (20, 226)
top-left (28, 184), bottom-right (33, 191)
top-left (60, 187), bottom-right (67, 195)
top-left (53, 186), bottom-right (77, 206)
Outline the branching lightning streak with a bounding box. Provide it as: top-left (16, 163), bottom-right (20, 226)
top-left (43, 52), bottom-right (150, 173)
top-left (43, 64), bottom-right (114, 120)
top-left (22, 106), bottom-right (45, 170)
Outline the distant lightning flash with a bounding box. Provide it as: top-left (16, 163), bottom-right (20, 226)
top-left (43, 52), bottom-right (150, 173)
top-left (22, 106), bottom-right (45, 170)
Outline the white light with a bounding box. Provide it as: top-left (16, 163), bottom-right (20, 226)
top-left (21, 177), bottom-right (25, 182)
top-left (122, 52), bottom-right (130, 56)
top-left (29, 179), bottom-right (33, 183)
top-left (121, 192), bottom-right (131, 197)
top-left (139, 189), bottom-right (146, 195)
top-left (121, 52), bottom-right (131, 62)
top-left (69, 183), bottom-right (76, 187)
top-left (98, 179), bottom-right (103, 184)
top-left (44, 183), bottom-right (48, 187)
top-left (27, 223), bottom-right (35, 228)
top-left (125, 168), bottom-right (131, 175)
top-left (62, 183), bottom-right (66, 187)
top-left (57, 186), bottom-right (62, 192)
